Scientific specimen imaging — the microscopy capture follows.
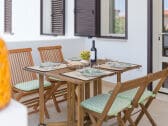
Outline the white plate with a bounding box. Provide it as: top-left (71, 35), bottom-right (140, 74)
top-left (106, 62), bottom-right (132, 68)
top-left (40, 62), bottom-right (61, 67)
top-left (68, 57), bottom-right (81, 61)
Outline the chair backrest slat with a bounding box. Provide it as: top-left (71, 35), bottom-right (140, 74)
top-left (38, 46), bottom-right (64, 63)
top-left (8, 48), bottom-right (37, 85)
top-left (119, 68), bottom-right (168, 93)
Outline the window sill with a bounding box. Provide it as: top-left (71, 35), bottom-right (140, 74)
top-left (0, 35), bottom-right (82, 43)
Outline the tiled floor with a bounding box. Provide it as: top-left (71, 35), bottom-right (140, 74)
top-left (28, 99), bottom-right (168, 126)
top-left (28, 82), bottom-right (168, 126)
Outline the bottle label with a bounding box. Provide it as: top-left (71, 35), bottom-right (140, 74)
top-left (90, 51), bottom-right (95, 60)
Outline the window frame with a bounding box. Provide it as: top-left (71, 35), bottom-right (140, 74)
top-left (99, 0), bottom-right (128, 39)
top-left (74, 0), bottom-right (128, 39)
top-left (40, 0), bottom-right (65, 36)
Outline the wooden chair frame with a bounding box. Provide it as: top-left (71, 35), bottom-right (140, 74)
top-left (8, 48), bottom-right (54, 118)
top-left (38, 45), bottom-right (67, 112)
top-left (133, 71), bottom-right (168, 126)
top-left (82, 68), bottom-right (168, 126)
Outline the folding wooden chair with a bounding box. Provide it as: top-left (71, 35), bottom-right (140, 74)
top-left (8, 48), bottom-right (54, 118)
top-left (38, 45), bottom-right (67, 112)
top-left (133, 69), bottom-right (168, 126)
top-left (80, 68), bottom-right (168, 126)
top-left (117, 69), bottom-right (168, 126)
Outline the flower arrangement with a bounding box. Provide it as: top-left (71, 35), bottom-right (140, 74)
top-left (80, 50), bottom-right (90, 60)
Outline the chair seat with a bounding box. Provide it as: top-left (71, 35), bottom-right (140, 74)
top-left (81, 90), bottom-right (156, 116)
top-left (118, 89), bottom-right (156, 103)
top-left (48, 76), bottom-right (64, 82)
top-left (14, 80), bottom-right (51, 91)
top-left (81, 94), bottom-right (131, 116)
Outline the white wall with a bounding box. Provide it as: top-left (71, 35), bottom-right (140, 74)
top-left (0, 0), bottom-right (148, 82)
top-left (0, 0), bottom-right (85, 65)
top-left (6, 38), bottom-right (85, 65)
top-left (0, 0), bottom-right (75, 41)
top-left (85, 0), bottom-right (147, 82)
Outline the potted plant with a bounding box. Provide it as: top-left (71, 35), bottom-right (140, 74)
top-left (80, 50), bottom-right (90, 64)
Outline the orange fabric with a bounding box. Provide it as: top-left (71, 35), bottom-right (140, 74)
top-left (0, 38), bottom-right (11, 109)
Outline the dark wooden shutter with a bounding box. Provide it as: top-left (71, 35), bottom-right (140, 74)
top-left (51, 0), bottom-right (65, 35)
top-left (4, 0), bottom-right (12, 33)
top-left (75, 0), bottom-right (100, 37)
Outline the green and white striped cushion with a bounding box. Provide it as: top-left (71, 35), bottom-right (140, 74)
top-left (14, 80), bottom-right (51, 91)
top-left (81, 94), bottom-right (131, 116)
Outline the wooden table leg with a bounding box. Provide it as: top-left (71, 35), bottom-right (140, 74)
top-left (93, 79), bottom-right (102, 96)
top-left (97, 78), bottom-right (102, 94)
top-left (85, 83), bottom-right (90, 99)
top-left (117, 72), bottom-right (121, 83)
top-left (39, 74), bottom-right (45, 125)
top-left (67, 83), bottom-right (75, 126)
top-left (44, 82), bottom-right (60, 102)
top-left (77, 84), bottom-right (84, 126)
top-left (93, 80), bottom-right (98, 96)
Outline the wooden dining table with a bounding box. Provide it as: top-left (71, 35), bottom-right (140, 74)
top-left (94, 59), bottom-right (142, 81)
top-left (24, 60), bottom-right (141, 126)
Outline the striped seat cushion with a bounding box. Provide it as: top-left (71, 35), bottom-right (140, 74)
top-left (81, 94), bottom-right (131, 116)
top-left (14, 80), bottom-right (51, 91)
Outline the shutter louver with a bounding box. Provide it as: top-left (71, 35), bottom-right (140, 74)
top-left (51, 0), bottom-right (65, 35)
top-left (4, 0), bottom-right (12, 33)
top-left (75, 0), bottom-right (100, 37)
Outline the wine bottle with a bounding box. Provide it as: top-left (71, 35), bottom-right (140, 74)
top-left (90, 40), bottom-right (97, 65)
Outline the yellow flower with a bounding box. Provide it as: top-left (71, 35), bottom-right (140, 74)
top-left (80, 50), bottom-right (90, 60)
